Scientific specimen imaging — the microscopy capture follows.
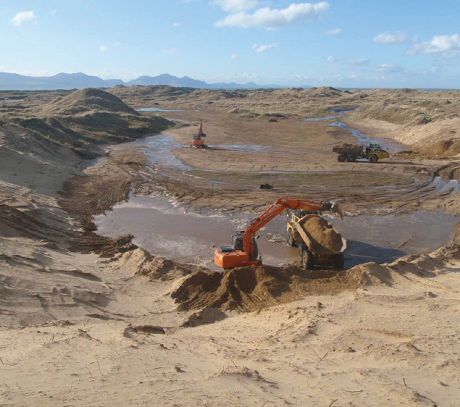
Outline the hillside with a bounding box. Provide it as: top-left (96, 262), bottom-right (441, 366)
top-left (38, 88), bottom-right (139, 116)
top-left (0, 88), bottom-right (172, 158)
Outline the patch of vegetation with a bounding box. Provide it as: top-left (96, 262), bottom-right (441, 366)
top-left (1, 88), bottom-right (173, 158)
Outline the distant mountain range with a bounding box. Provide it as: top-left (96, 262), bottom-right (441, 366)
top-left (0, 72), bottom-right (297, 91)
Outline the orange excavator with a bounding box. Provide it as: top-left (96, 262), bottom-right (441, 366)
top-left (191, 122), bottom-right (207, 148)
top-left (214, 197), bottom-right (338, 269)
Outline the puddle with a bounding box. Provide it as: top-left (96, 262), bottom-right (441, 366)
top-left (440, 179), bottom-right (460, 194)
top-left (112, 134), bottom-right (268, 170)
top-left (305, 115), bottom-right (335, 122)
top-left (326, 211), bottom-right (456, 267)
top-left (136, 107), bottom-right (184, 112)
top-left (403, 176), bottom-right (460, 198)
top-left (95, 195), bottom-right (456, 270)
top-left (95, 195), bottom-right (299, 269)
top-left (305, 108), bottom-right (403, 153)
top-left (210, 144), bottom-right (266, 152)
top-left (111, 134), bottom-right (191, 171)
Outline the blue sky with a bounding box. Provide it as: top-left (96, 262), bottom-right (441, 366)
top-left (1, 0), bottom-right (460, 88)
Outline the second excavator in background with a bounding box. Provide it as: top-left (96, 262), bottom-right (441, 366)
top-left (214, 197), bottom-right (341, 269)
top-left (191, 122), bottom-right (208, 148)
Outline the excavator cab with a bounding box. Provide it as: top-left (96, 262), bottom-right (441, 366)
top-left (214, 231), bottom-right (260, 269)
top-left (232, 232), bottom-right (244, 251)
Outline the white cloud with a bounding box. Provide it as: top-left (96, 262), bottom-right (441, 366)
top-left (11, 11), bottom-right (37, 26)
top-left (252, 43), bottom-right (258, 50)
top-left (100, 45), bottom-right (107, 52)
top-left (212, 0), bottom-right (258, 12)
top-left (113, 41), bottom-right (120, 46)
top-left (407, 34), bottom-right (460, 55)
top-left (326, 56), bottom-right (341, 63)
top-left (376, 63), bottom-right (405, 73)
top-left (440, 50), bottom-right (460, 59)
top-left (163, 48), bottom-right (177, 55)
top-left (172, 22), bottom-right (181, 27)
top-left (241, 72), bottom-right (259, 80)
top-left (50, 9), bottom-right (57, 16)
top-left (291, 74), bottom-right (310, 81)
top-left (231, 53), bottom-right (239, 59)
top-left (324, 28), bottom-right (341, 36)
top-left (254, 42), bottom-right (278, 52)
top-left (215, 2), bottom-right (330, 30)
top-left (349, 58), bottom-right (370, 66)
top-left (373, 31), bottom-right (409, 45)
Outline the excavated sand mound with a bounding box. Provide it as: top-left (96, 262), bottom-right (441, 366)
top-left (301, 216), bottom-right (343, 253)
top-left (172, 245), bottom-right (460, 313)
top-left (171, 265), bottom-right (362, 312)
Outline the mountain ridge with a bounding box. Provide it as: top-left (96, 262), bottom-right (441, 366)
top-left (0, 71), bottom-right (305, 91)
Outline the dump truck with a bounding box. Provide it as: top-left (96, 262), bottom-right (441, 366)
top-left (333, 143), bottom-right (389, 163)
top-left (287, 210), bottom-right (346, 269)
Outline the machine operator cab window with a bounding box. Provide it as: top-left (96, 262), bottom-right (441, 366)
top-left (294, 209), bottom-right (319, 218)
top-left (368, 143), bottom-right (382, 151)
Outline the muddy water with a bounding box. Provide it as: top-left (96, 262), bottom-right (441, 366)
top-left (95, 195), bottom-right (456, 270)
top-left (209, 144), bottom-right (266, 152)
top-left (95, 195), bottom-right (299, 269)
top-left (136, 107), bottom-right (184, 112)
top-left (326, 212), bottom-right (456, 267)
top-left (113, 134), bottom-right (269, 170)
top-left (111, 135), bottom-right (191, 170)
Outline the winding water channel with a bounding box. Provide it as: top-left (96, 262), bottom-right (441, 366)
top-left (306, 108), bottom-right (402, 153)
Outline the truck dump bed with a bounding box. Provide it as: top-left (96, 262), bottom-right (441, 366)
top-left (332, 143), bottom-right (364, 155)
top-left (294, 214), bottom-right (347, 255)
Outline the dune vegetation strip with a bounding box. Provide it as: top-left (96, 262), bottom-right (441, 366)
top-left (0, 88), bottom-right (173, 158)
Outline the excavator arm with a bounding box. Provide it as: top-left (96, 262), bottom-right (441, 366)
top-left (242, 198), bottom-right (333, 258)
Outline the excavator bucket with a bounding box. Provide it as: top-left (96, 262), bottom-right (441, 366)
top-left (330, 202), bottom-right (343, 219)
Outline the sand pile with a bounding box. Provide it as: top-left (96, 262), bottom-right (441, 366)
top-left (425, 139), bottom-right (460, 157)
top-left (301, 216), bottom-right (343, 253)
top-left (171, 265), bottom-right (362, 312)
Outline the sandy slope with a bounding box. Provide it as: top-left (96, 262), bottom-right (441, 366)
top-left (1, 244), bottom-right (459, 406)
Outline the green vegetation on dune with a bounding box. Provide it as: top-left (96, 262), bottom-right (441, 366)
top-left (0, 88), bottom-right (173, 158)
